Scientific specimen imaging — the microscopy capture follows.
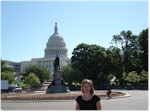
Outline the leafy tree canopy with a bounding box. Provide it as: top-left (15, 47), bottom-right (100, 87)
top-left (24, 73), bottom-right (41, 88)
top-left (24, 65), bottom-right (50, 84)
top-left (71, 43), bottom-right (109, 86)
top-left (1, 60), bottom-right (15, 84)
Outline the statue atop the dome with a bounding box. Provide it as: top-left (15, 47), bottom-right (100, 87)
top-left (54, 55), bottom-right (60, 71)
top-left (54, 22), bottom-right (58, 34)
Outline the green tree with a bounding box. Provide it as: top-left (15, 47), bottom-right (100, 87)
top-left (111, 35), bottom-right (123, 47)
top-left (1, 71), bottom-right (15, 84)
top-left (110, 29), bottom-right (148, 86)
top-left (111, 30), bottom-right (143, 74)
top-left (124, 71), bottom-right (140, 85)
top-left (106, 46), bottom-right (124, 83)
top-left (1, 60), bottom-right (13, 72)
top-left (139, 70), bottom-right (148, 83)
top-left (24, 73), bottom-right (41, 88)
top-left (1, 60), bottom-right (15, 84)
top-left (138, 28), bottom-right (148, 71)
top-left (71, 43), bottom-right (107, 86)
top-left (120, 30), bottom-right (136, 73)
top-left (62, 65), bottom-right (83, 85)
top-left (24, 65), bottom-right (50, 84)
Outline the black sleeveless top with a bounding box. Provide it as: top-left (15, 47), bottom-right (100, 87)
top-left (76, 95), bottom-right (100, 110)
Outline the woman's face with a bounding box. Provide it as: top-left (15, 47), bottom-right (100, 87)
top-left (82, 83), bottom-right (91, 94)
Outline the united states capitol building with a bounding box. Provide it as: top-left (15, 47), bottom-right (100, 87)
top-left (5, 23), bottom-right (70, 75)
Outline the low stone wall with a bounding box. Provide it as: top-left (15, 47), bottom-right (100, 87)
top-left (1, 91), bottom-right (125, 100)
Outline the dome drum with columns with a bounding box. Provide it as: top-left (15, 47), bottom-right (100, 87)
top-left (21, 23), bottom-right (70, 74)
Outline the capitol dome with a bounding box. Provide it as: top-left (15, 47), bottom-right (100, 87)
top-left (44, 23), bottom-right (68, 58)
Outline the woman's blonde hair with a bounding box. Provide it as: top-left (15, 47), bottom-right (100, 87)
top-left (81, 79), bottom-right (95, 95)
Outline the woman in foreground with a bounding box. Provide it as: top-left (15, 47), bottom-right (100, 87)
top-left (75, 79), bottom-right (101, 110)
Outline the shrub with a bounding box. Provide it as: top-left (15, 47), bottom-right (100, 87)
top-left (24, 73), bottom-right (41, 88)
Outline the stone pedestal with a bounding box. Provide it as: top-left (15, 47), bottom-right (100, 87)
top-left (46, 70), bottom-right (70, 94)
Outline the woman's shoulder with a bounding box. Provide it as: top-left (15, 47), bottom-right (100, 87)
top-left (76, 95), bottom-right (82, 100)
top-left (76, 95), bottom-right (82, 102)
top-left (93, 94), bottom-right (100, 101)
top-left (93, 94), bottom-right (99, 97)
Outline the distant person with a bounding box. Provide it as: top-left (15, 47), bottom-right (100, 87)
top-left (75, 79), bottom-right (101, 110)
top-left (107, 87), bottom-right (112, 99)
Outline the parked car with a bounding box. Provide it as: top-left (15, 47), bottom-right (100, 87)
top-left (8, 86), bottom-right (22, 93)
top-left (13, 86), bottom-right (22, 92)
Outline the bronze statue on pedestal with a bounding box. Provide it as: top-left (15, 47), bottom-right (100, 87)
top-left (54, 55), bottom-right (60, 71)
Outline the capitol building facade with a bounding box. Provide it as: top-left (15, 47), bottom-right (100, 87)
top-left (6, 23), bottom-right (70, 75)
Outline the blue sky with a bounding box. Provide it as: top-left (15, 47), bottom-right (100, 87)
top-left (1, 0), bottom-right (148, 62)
